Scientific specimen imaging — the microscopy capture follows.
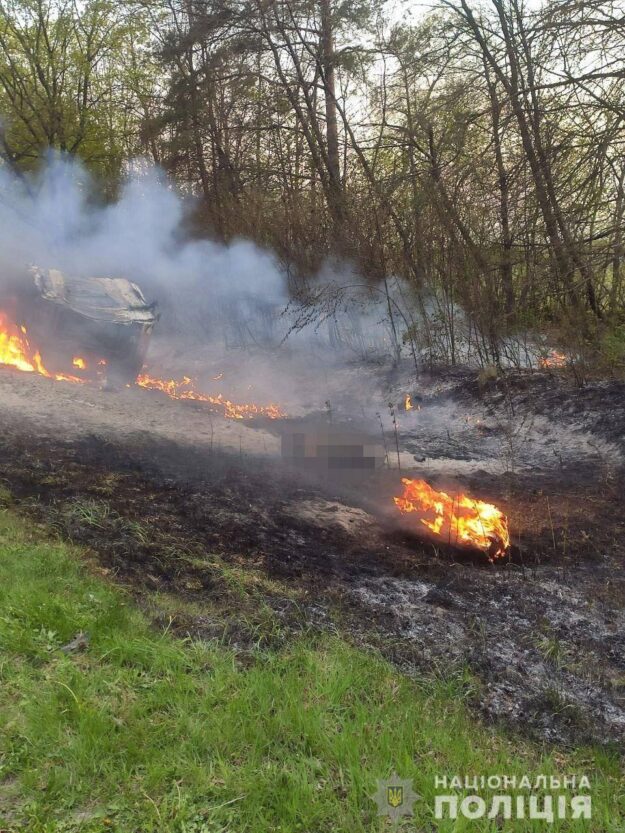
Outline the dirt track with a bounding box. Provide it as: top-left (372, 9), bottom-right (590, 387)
top-left (1, 363), bottom-right (624, 747)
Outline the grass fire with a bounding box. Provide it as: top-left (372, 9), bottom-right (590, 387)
top-left (0, 310), bottom-right (84, 383)
top-left (539, 350), bottom-right (568, 369)
top-left (394, 477), bottom-right (510, 559)
top-left (1, 0), bottom-right (625, 817)
top-left (136, 373), bottom-right (285, 420)
top-left (0, 302), bottom-right (285, 421)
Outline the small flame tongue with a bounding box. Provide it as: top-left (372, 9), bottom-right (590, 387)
top-left (0, 310), bottom-right (84, 383)
top-left (136, 372), bottom-right (285, 420)
top-left (394, 477), bottom-right (510, 559)
top-left (539, 350), bottom-right (567, 368)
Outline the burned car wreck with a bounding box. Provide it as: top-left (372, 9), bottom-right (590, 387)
top-left (4, 267), bottom-right (158, 385)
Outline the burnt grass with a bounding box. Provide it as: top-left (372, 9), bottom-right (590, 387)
top-left (1, 368), bottom-right (625, 750)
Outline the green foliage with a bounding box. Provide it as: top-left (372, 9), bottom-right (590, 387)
top-left (599, 326), bottom-right (625, 370)
top-left (0, 484), bottom-right (12, 506)
top-left (0, 0), bottom-right (156, 177)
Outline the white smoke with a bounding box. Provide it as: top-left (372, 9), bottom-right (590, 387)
top-left (0, 153), bottom-right (422, 418)
top-left (0, 156), bottom-right (289, 339)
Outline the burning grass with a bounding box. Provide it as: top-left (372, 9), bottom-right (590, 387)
top-left (135, 372), bottom-right (285, 420)
top-left (0, 308), bottom-right (285, 420)
top-left (0, 310), bottom-right (85, 383)
top-left (394, 477), bottom-right (510, 560)
top-left (539, 349), bottom-right (568, 369)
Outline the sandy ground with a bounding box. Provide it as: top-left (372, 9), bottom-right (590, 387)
top-left (0, 365), bottom-right (281, 457)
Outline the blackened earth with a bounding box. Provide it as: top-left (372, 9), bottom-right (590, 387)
top-left (0, 364), bottom-right (624, 748)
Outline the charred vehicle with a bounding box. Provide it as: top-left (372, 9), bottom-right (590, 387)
top-left (3, 267), bottom-right (158, 385)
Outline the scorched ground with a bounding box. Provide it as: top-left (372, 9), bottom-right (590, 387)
top-left (0, 359), bottom-right (624, 747)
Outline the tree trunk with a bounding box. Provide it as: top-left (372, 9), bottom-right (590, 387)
top-left (319, 0), bottom-right (341, 194)
top-left (487, 75), bottom-right (515, 316)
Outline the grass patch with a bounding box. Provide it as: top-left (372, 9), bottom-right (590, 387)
top-left (0, 509), bottom-right (622, 831)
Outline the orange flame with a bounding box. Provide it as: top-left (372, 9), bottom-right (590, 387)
top-left (394, 477), bottom-right (510, 559)
top-left (539, 350), bottom-right (567, 369)
top-left (404, 394), bottom-right (413, 411)
top-left (136, 373), bottom-right (285, 420)
top-left (0, 310), bottom-right (84, 383)
top-left (1, 310), bottom-right (285, 419)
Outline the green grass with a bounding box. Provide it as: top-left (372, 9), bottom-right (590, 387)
top-left (0, 508), bottom-right (623, 832)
